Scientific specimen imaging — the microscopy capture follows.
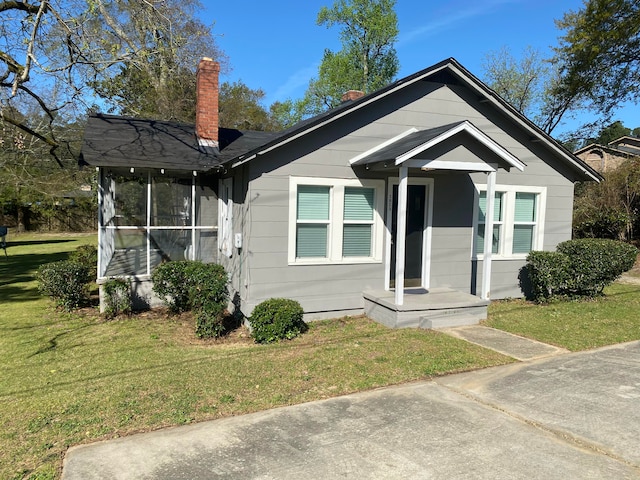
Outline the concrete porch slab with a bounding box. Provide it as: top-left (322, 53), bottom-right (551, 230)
top-left (364, 288), bottom-right (489, 329)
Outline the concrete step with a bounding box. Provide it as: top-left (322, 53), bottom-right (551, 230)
top-left (420, 315), bottom-right (482, 330)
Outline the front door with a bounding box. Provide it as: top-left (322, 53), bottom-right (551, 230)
top-left (390, 183), bottom-right (428, 288)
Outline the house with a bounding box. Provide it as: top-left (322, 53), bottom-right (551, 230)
top-left (574, 135), bottom-right (640, 172)
top-left (80, 57), bottom-right (601, 328)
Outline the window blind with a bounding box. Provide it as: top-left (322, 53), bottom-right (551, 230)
top-left (344, 187), bottom-right (374, 221)
top-left (478, 191), bottom-right (503, 222)
top-left (297, 185), bottom-right (330, 220)
top-left (514, 192), bottom-right (536, 222)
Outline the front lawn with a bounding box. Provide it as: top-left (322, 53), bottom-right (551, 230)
top-left (485, 283), bottom-right (640, 351)
top-left (0, 234), bottom-right (511, 480)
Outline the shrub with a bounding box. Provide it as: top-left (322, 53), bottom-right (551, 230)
top-left (250, 298), bottom-right (307, 344)
top-left (188, 263), bottom-right (228, 339)
top-left (524, 239), bottom-right (638, 302)
top-left (37, 260), bottom-right (91, 310)
top-left (151, 261), bottom-right (193, 312)
top-left (525, 251), bottom-right (572, 302)
top-left (102, 277), bottom-right (132, 319)
top-left (69, 244), bottom-right (98, 280)
top-left (557, 238), bottom-right (638, 297)
top-left (151, 261), bottom-right (229, 338)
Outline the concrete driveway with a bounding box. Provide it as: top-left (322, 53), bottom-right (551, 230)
top-left (62, 340), bottom-right (640, 479)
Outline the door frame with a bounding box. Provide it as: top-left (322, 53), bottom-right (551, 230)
top-left (384, 177), bottom-right (434, 291)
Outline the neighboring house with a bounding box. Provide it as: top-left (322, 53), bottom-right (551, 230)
top-left (81, 57), bottom-right (601, 329)
top-left (574, 136), bottom-right (640, 172)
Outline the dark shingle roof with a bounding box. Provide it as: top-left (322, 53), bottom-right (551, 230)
top-left (81, 114), bottom-right (216, 171)
top-left (353, 123), bottom-right (466, 164)
top-left (80, 114), bottom-right (277, 171)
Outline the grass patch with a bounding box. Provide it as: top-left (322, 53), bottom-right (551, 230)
top-left (0, 233), bottom-right (511, 480)
top-left (485, 283), bottom-right (640, 351)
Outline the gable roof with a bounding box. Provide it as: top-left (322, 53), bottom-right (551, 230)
top-left (574, 141), bottom-right (640, 159)
top-left (225, 58), bottom-right (601, 182)
top-left (349, 121), bottom-right (525, 172)
top-left (81, 58), bottom-right (601, 182)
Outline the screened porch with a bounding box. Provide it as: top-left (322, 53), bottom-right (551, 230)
top-left (97, 168), bottom-right (218, 279)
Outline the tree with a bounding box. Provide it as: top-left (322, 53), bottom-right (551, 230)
top-left (269, 99), bottom-right (304, 130)
top-left (554, 0), bottom-right (640, 116)
top-left (219, 81), bottom-right (271, 131)
top-left (482, 47), bottom-right (546, 117)
top-left (88, 0), bottom-right (225, 122)
top-left (0, 0), bottom-right (225, 156)
top-left (574, 158), bottom-right (640, 240)
top-left (301, 0), bottom-right (399, 116)
top-left (594, 121), bottom-right (631, 145)
top-left (481, 46), bottom-right (584, 135)
top-left (0, 113), bottom-right (91, 231)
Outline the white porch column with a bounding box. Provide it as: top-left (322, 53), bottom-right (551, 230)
top-left (395, 165), bottom-right (408, 306)
top-left (481, 170), bottom-right (496, 300)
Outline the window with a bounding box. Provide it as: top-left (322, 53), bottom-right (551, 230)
top-left (476, 191), bottom-right (504, 255)
top-left (474, 185), bottom-right (546, 258)
top-left (343, 187), bottom-right (374, 257)
top-left (289, 177), bottom-right (384, 264)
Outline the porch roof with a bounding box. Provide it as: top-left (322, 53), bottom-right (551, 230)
top-left (350, 121), bottom-right (525, 172)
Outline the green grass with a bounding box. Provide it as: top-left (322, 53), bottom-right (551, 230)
top-left (0, 233), bottom-right (511, 480)
top-left (485, 283), bottom-right (640, 351)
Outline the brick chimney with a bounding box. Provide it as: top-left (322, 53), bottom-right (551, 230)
top-left (341, 90), bottom-right (365, 103)
top-left (196, 57), bottom-right (220, 148)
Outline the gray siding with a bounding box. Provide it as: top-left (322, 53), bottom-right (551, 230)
top-left (230, 81), bottom-right (581, 316)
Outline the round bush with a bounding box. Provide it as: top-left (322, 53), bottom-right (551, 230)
top-left (151, 261), bottom-right (193, 312)
top-left (250, 298), bottom-right (306, 344)
top-left (557, 238), bottom-right (638, 296)
top-left (524, 239), bottom-right (638, 302)
top-left (37, 260), bottom-right (91, 310)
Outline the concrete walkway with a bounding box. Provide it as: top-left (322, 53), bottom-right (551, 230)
top-left (61, 339), bottom-right (640, 479)
top-left (441, 325), bottom-right (569, 361)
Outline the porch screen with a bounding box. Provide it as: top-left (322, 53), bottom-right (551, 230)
top-left (512, 192), bottom-right (536, 253)
top-left (343, 187), bottom-right (374, 257)
top-left (98, 170), bottom-right (218, 278)
top-left (296, 185), bottom-right (330, 258)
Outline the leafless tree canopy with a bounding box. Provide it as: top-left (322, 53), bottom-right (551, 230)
top-left (0, 0), bottom-right (225, 165)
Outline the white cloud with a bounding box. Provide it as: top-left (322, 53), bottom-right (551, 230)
top-left (267, 63), bottom-right (319, 104)
top-left (398, 0), bottom-right (519, 47)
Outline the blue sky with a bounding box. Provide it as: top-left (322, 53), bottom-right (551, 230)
top-left (202, 0), bottom-right (640, 135)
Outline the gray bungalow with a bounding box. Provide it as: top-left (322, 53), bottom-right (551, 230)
top-left (81, 57), bottom-right (601, 328)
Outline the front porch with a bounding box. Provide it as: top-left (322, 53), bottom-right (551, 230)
top-left (364, 288), bottom-right (489, 329)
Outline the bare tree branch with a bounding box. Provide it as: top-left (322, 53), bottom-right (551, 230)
top-left (0, 1), bottom-right (45, 14)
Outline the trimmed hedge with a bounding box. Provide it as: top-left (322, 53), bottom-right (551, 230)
top-left (558, 238), bottom-right (638, 297)
top-left (152, 261), bottom-right (228, 338)
top-left (250, 298), bottom-right (307, 344)
top-left (525, 239), bottom-right (637, 302)
top-left (526, 251), bottom-right (571, 301)
top-left (37, 260), bottom-right (91, 310)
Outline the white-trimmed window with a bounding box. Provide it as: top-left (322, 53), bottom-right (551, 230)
top-left (289, 177), bottom-right (384, 264)
top-left (473, 184), bottom-right (546, 258)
